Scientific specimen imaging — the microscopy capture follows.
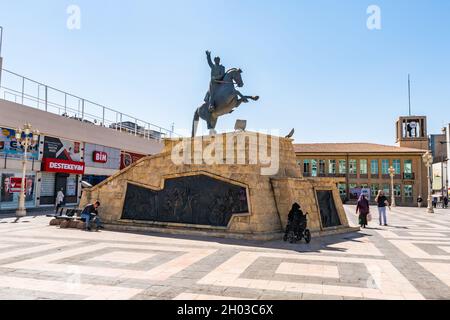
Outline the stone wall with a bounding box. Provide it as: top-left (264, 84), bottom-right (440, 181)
top-left (81, 132), bottom-right (353, 239)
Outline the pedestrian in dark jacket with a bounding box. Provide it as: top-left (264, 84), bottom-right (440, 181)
top-left (444, 197), bottom-right (448, 209)
top-left (356, 194), bottom-right (370, 228)
top-left (80, 201), bottom-right (104, 232)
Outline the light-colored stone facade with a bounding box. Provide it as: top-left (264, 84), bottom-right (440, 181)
top-left (81, 132), bottom-right (356, 240)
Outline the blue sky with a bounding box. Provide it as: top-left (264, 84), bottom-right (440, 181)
top-left (0, 0), bottom-right (449, 144)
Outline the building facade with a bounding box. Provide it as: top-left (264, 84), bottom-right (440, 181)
top-left (0, 98), bottom-right (165, 211)
top-left (295, 116), bottom-right (429, 206)
top-left (430, 128), bottom-right (448, 198)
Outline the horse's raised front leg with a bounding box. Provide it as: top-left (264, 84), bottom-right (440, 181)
top-left (235, 90), bottom-right (259, 103)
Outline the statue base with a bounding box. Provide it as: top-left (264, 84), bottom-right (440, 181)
top-left (80, 132), bottom-right (358, 240)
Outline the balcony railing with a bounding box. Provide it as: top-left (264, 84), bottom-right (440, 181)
top-left (0, 68), bottom-right (179, 140)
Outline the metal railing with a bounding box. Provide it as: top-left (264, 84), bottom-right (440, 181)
top-left (0, 26), bottom-right (3, 57)
top-left (0, 68), bottom-right (179, 140)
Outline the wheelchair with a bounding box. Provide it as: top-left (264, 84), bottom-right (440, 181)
top-left (283, 213), bottom-right (312, 244)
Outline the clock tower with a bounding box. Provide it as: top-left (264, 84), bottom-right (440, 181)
top-left (396, 116), bottom-right (429, 150)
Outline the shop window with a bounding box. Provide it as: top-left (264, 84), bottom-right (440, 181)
top-left (394, 184), bottom-right (402, 197)
top-left (371, 184), bottom-right (380, 198)
top-left (404, 185), bottom-right (413, 198)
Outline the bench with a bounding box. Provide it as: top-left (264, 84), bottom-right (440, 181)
top-left (49, 208), bottom-right (85, 229)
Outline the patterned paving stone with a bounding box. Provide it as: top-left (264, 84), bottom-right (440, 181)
top-left (1, 206), bottom-right (450, 300)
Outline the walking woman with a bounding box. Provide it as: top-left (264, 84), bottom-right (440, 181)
top-left (356, 194), bottom-right (370, 228)
top-left (375, 190), bottom-right (390, 226)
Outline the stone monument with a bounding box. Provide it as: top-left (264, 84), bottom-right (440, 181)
top-left (79, 52), bottom-right (357, 240)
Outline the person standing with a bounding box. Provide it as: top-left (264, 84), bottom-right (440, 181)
top-left (444, 196), bottom-right (448, 209)
top-left (375, 190), bottom-right (390, 226)
top-left (356, 194), bottom-right (370, 228)
top-left (55, 188), bottom-right (65, 214)
top-left (417, 195), bottom-right (423, 208)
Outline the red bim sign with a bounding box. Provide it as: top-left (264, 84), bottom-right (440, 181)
top-left (93, 151), bottom-right (108, 163)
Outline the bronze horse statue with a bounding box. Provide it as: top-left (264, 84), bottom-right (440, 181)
top-left (192, 68), bottom-right (259, 137)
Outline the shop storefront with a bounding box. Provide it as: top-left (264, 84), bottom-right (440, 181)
top-left (39, 136), bottom-right (84, 206)
top-left (0, 127), bottom-right (39, 210)
top-left (83, 143), bottom-right (121, 186)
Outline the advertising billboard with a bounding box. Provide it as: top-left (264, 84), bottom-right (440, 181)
top-left (0, 128), bottom-right (39, 160)
top-left (43, 136), bottom-right (82, 162)
top-left (84, 143), bottom-right (121, 170)
top-left (120, 151), bottom-right (147, 170)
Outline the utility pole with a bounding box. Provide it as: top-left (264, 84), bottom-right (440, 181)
top-left (408, 74), bottom-right (412, 116)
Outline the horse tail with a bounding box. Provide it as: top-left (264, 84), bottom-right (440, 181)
top-left (192, 109), bottom-right (200, 137)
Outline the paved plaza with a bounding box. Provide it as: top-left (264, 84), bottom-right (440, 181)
top-left (0, 206), bottom-right (450, 300)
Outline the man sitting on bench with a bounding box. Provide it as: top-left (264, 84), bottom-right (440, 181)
top-left (80, 201), bottom-right (104, 232)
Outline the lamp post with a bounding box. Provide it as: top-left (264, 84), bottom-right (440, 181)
top-left (388, 166), bottom-right (397, 207)
top-left (422, 151), bottom-right (434, 214)
top-left (439, 141), bottom-right (449, 199)
top-left (15, 123), bottom-right (39, 217)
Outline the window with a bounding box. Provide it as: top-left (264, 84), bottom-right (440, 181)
top-left (394, 184), bottom-right (401, 197)
top-left (382, 160), bottom-right (390, 175)
top-left (371, 184), bottom-right (380, 198)
top-left (382, 184), bottom-right (390, 196)
top-left (311, 160), bottom-right (318, 177)
top-left (303, 160), bottom-right (310, 175)
top-left (404, 160), bottom-right (413, 173)
top-left (360, 159), bottom-right (368, 175)
top-left (361, 183), bottom-right (369, 188)
top-left (404, 185), bottom-right (413, 197)
top-left (349, 159), bottom-right (357, 174)
top-left (349, 184), bottom-right (358, 200)
top-left (319, 160), bottom-right (326, 175)
top-left (393, 159), bottom-right (401, 175)
top-left (371, 160), bottom-right (379, 175)
top-left (339, 160), bottom-right (347, 174)
top-left (329, 160), bottom-right (336, 174)
top-left (338, 183), bottom-right (347, 197)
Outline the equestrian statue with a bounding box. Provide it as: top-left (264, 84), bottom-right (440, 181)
top-left (191, 50), bottom-right (259, 137)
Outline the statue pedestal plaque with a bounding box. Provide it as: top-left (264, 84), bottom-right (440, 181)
top-left (80, 132), bottom-right (358, 240)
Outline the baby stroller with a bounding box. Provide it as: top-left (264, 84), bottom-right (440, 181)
top-left (283, 204), bottom-right (312, 244)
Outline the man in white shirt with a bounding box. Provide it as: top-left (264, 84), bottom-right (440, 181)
top-left (55, 188), bottom-right (65, 214)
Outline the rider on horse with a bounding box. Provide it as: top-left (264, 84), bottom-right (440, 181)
top-left (205, 50), bottom-right (226, 112)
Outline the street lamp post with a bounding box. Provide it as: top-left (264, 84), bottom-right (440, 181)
top-left (422, 151), bottom-right (434, 214)
top-left (15, 123), bottom-right (39, 217)
top-left (388, 166), bottom-right (397, 207)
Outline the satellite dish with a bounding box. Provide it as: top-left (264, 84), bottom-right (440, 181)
top-left (81, 181), bottom-right (93, 188)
